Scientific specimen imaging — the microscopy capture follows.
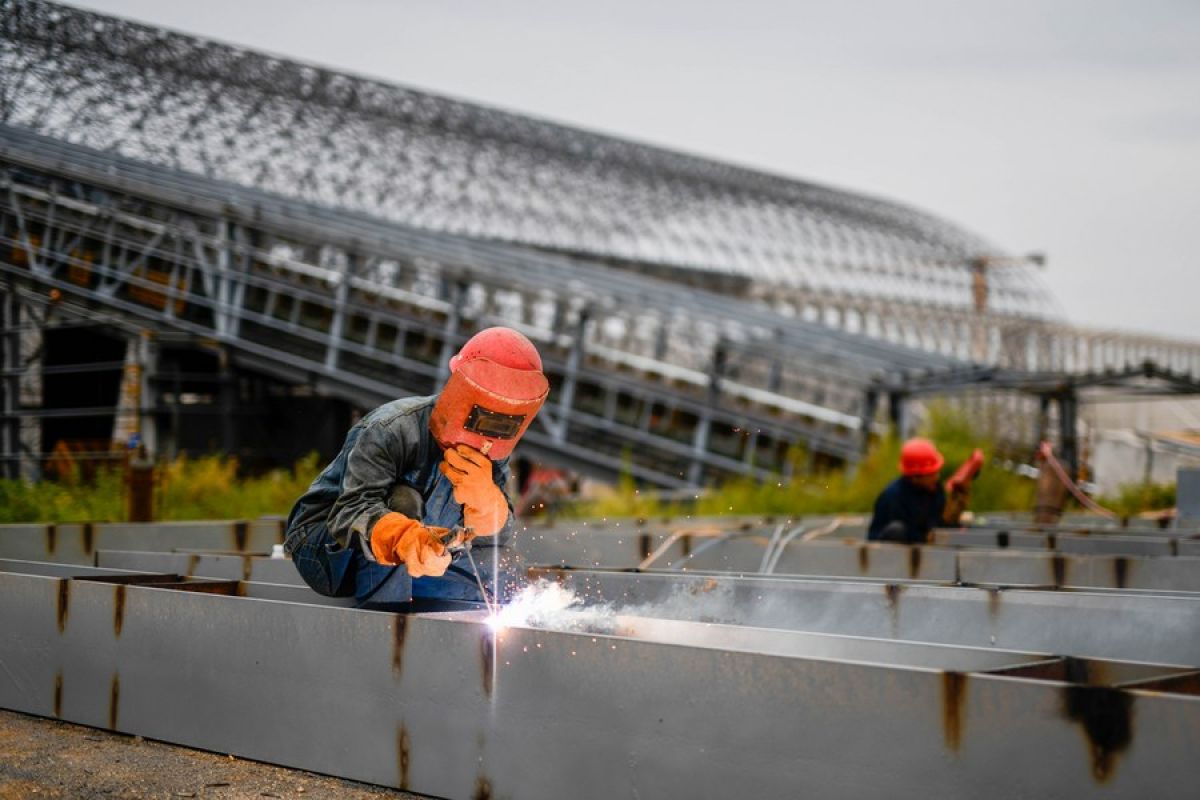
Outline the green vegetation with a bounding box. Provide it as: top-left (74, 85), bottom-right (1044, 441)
top-left (576, 403), bottom-right (1039, 519)
top-left (1098, 481), bottom-right (1176, 520)
top-left (0, 407), bottom-right (1179, 525)
top-left (0, 453), bottom-right (320, 524)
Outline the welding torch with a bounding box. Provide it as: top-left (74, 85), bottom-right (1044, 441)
top-left (431, 525), bottom-right (497, 614)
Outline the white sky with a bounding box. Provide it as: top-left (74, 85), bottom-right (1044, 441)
top-left (74, 0), bottom-right (1200, 342)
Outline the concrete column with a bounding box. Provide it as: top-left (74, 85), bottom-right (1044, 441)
top-left (688, 339), bottom-right (725, 486)
top-left (137, 331), bottom-right (158, 459)
top-left (552, 307), bottom-right (590, 444)
top-left (1058, 392), bottom-right (1079, 478)
top-left (325, 253), bottom-right (356, 372)
top-left (888, 392), bottom-right (909, 439)
top-left (0, 285), bottom-right (19, 480)
top-left (218, 347), bottom-right (236, 455)
top-left (436, 280), bottom-right (466, 384)
top-left (16, 298), bottom-right (42, 482)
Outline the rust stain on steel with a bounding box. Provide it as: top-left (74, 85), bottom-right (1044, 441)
top-left (908, 546), bottom-right (923, 579)
top-left (82, 522), bottom-right (95, 556)
top-left (151, 580), bottom-right (241, 595)
top-left (473, 775), bottom-right (494, 800)
top-left (986, 588), bottom-right (1001, 620)
top-left (232, 521), bottom-right (249, 552)
top-left (1169, 538), bottom-right (1179, 557)
top-left (56, 579), bottom-right (70, 634)
top-left (1062, 685), bottom-right (1134, 783)
top-left (480, 631), bottom-right (496, 698)
top-left (276, 518), bottom-right (286, 543)
top-left (857, 544), bottom-right (870, 573)
top-left (638, 534), bottom-right (651, 559)
top-left (941, 671), bottom-right (967, 752)
top-left (996, 531), bottom-right (1010, 549)
top-left (1112, 557), bottom-right (1129, 589)
top-left (397, 725), bottom-right (411, 789)
top-left (108, 673), bottom-right (120, 730)
top-left (682, 534), bottom-right (692, 557)
top-left (1047, 533), bottom-right (1057, 550)
top-left (185, 553), bottom-right (199, 577)
top-left (392, 614), bottom-right (408, 677)
top-left (45, 524), bottom-right (57, 555)
top-left (883, 583), bottom-right (904, 610)
top-left (53, 672), bottom-right (63, 718)
top-left (242, 556), bottom-right (253, 582)
top-left (113, 584), bottom-right (126, 638)
top-left (1051, 554), bottom-right (1067, 588)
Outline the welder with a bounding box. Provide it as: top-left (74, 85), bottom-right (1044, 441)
top-left (867, 438), bottom-right (975, 544)
top-left (284, 326), bottom-right (549, 607)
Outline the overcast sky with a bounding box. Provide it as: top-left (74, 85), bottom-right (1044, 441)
top-left (75, 0), bottom-right (1200, 342)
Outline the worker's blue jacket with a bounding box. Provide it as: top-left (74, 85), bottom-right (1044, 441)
top-left (867, 476), bottom-right (945, 544)
top-left (284, 395), bottom-right (516, 607)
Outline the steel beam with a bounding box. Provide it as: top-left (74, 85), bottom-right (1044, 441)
top-left (0, 521), bottom-right (283, 565)
top-left (957, 550), bottom-right (1200, 593)
top-left (1, 564), bottom-right (1199, 798)
top-left (934, 529), bottom-right (1192, 556)
top-left (517, 527), bottom-right (1200, 592)
top-left (531, 567), bottom-right (1200, 666)
top-left (94, 550), bottom-right (305, 585)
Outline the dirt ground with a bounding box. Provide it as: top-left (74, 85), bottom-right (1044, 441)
top-left (0, 709), bottom-right (424, 800)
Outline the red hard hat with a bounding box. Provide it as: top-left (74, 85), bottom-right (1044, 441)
top-left (430, 327), bottom-right (549, 460)
top-left (448, 326), bottom-right (543, 373)
top-left (899, 437), bottom-right (944, 476)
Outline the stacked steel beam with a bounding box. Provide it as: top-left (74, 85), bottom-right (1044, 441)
top-left (1, 516), bottom-right (1198, 798)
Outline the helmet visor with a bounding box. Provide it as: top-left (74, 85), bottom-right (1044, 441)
top-left (464, 405), bottom-right (526, 440)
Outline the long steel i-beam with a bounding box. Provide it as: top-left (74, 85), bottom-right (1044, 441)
top-left (2, 562), bottom-right (1199, 799)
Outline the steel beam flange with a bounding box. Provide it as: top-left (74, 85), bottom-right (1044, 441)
top-left (2, 569), bottom-right (1200, 798)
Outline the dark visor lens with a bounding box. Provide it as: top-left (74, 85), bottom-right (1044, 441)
top-left (464, 405), bottom-right (525, 439)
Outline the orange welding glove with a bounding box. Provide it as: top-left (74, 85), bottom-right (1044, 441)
top-left (438, 444), bottom-right (509, 536)
top-left (369, 512), bottom-right (452, 578)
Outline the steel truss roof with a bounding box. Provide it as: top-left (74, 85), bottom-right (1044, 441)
top-left (0, 0), bottom-right (1057, 318)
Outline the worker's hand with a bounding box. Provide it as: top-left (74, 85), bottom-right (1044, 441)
top-left (439, 444), bottom-right (509, 536)
top-left (369, 513), bottom-right (452, 578)
top-left (943, 487), bottom-right (970, 526)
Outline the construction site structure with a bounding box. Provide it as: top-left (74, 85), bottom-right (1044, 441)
top-left (2, 0), bottom-right (1199, 488)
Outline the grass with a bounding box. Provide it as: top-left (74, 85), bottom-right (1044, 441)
top-left (1097, 480), bottom-right (1176, 520)
top-left (576, 403), bottom-right (1040, 519)
top-left (0, 406), bottom-right (1179, 524)
top-left (0, 453), bottom-right (321, 524)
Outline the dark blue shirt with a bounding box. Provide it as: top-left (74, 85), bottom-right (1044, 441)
top-left (867, 477), bottom-right (946, 544)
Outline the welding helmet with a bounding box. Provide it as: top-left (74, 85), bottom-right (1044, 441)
top-left (429, 327), bottom-right (549, 460)
top-left (899, 437), bottom-right (944, 476)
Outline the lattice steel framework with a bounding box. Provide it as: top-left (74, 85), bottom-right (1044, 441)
top-left (2, 0), bottom-right (1198, 488)
top-left (0, 0), bottom-right (1059, 323)
top-left (3, 127), bottom-right (963, 486)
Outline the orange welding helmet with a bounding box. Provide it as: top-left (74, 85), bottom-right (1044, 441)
top-left (429, 327), bottom-right (550, 460)
top-left (899, 437), bottom-right (944, 477)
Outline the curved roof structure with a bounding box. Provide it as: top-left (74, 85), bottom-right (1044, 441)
top-left (0, 0), bottom-right (1057, 318)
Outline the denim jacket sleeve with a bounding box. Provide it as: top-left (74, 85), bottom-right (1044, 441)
top-left (325, 415), bottom-right (418, 556)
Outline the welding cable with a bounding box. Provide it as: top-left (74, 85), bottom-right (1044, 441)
top-left (757, 523), bottom-right (790, 573)
top-left (1039, 442), bottom-right (1118, 519)
top-left (763, 518), bottom-right (846, 575)
top-left (664, 530), bottom-right (744, 570)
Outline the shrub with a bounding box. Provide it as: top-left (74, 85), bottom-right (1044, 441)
top-left (0, 453), bottom-right (322, 524)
